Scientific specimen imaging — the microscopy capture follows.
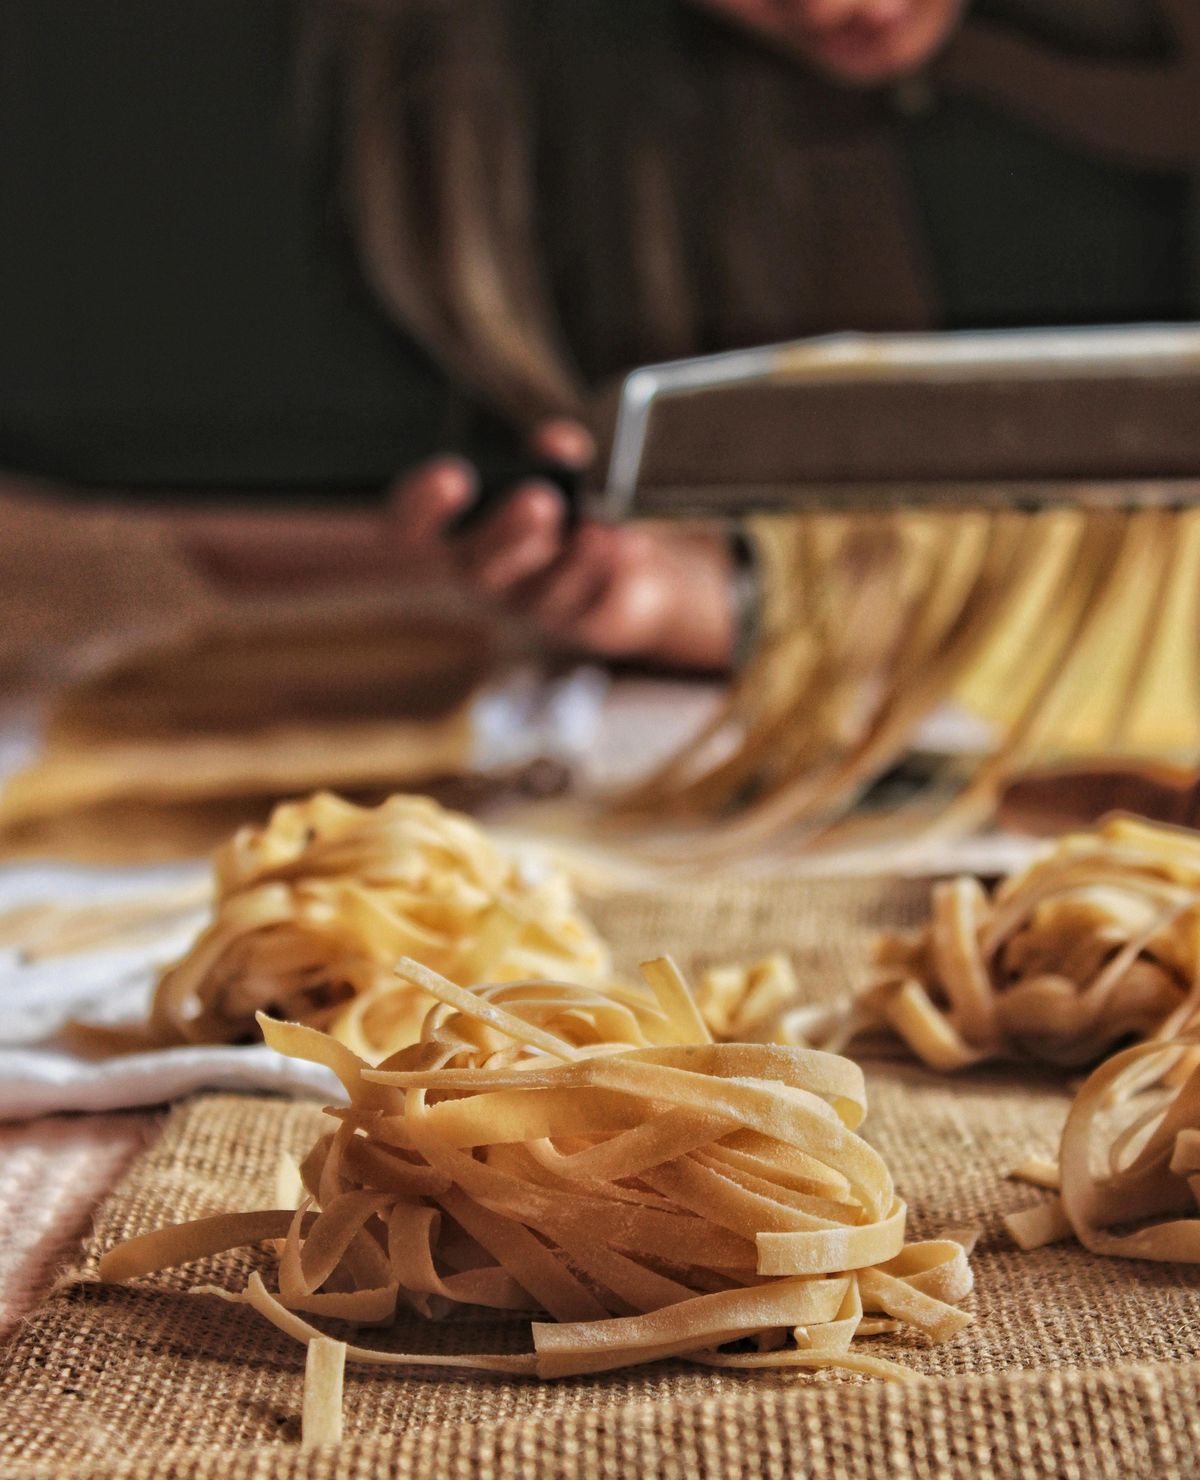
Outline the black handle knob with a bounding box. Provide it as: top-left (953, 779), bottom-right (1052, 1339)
top-left (449, 459), bottom-right (583, 535)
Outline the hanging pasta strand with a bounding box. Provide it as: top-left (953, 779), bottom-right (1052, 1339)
top-left (923, 510), bottom-right (1168, 843)
top-left (608, 504), bottom-right (1200, 861)
top-left (736, 511), bottom-right (1029, 855)
top-left (1118, 509), bottom-right (1200, 753)
top-left (1082, 509), bottom-right (1176, 755)
top-left (616, 510), bottom-right (987, 856)
top-left (617, 515), bottom-right (893, 818)
top-left (616, 512), bottom-right (983, 848)
top-left (831, 509), bottom-right (1136, 853)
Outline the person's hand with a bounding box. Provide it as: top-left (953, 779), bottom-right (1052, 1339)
top-left (388, 419), bottom-right (736, 672)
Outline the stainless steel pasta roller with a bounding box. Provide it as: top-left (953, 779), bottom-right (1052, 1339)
top-left (591, 324), bottom-right (1200, 521)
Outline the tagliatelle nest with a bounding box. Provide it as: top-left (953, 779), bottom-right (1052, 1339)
top-left (77, 792), bottom-right (613, 1059)
top-left (99, 957), bottom-right (973, 1403)
top-left (833, 817), bottom-right (1200, 1071)
top-left (1006, 1033), bottom-right (1200, 1261)
top-left (64, 791), bottom-right (808, 1063)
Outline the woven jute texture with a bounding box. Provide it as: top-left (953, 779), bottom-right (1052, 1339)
top-left (4, 875), bottom-right (1200, 1479)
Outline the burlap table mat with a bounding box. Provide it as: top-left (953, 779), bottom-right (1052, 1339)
top-left (4, 876), bottom-right (1200, 1478)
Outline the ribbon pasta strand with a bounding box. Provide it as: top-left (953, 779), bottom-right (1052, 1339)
top-left (1006, 1034), bottom-right (1200, 1262)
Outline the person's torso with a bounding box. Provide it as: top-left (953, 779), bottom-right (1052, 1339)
top-left (0, 0), bottom-right (456, 491)
top-left (1, 0), bottom-right (1194, 491)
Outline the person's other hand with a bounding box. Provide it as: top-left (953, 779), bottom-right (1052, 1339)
top-left (388, 419), bottom-right (735, 671)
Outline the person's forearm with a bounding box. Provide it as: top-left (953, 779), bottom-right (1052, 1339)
top-left (167, 506), bottom-right (400, 590)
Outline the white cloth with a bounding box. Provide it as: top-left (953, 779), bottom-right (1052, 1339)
top-left (0, 1043), bottom-right (338, 1120)
top-left (0, 864), bottom-right (341, 1121)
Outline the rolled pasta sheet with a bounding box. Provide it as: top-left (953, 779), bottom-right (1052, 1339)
top-left (1006, 1033), bottom-right (1200, 1262)
top-left (98, 957), bottom-right (973, 1405)
top-left (99, 792), bottom-right (614, 1058)
top-left (830, 817), bottom-right (1200, 1070)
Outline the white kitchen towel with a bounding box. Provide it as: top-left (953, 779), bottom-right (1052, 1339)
top-left (0, 864), bottom-right (341, 1121)
top-left (0, 1043), bottom-right (339, 1120)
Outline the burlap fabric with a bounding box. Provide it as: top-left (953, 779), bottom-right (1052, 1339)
top-left (4, 876), bottom-right (1200, 1478)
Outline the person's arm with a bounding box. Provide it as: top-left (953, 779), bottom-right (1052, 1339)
top-left (0, 476), bottom-right (217, 690)
top-left (146, 418), bottom-right (738, 673)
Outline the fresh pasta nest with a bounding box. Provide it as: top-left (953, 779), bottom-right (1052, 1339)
top-left (60, 790), bottom-right (808, 1061)
top-left (1006, 1034), bottom-right (1200, 1262)
top-left (99, 957), bottom-right (973, 1387)
top-left (127, 792), bottom-right (613, 1058)
top-left (843, 817), bottom-right (1200, 1071)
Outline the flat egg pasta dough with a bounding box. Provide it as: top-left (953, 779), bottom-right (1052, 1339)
top-left (98, 956), bottom-right (973, 1422)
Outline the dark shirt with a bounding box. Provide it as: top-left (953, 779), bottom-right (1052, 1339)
top-left (0, 0), bottom-right (455, 490)
top-left (0, 0), bottom-right (1194, 492)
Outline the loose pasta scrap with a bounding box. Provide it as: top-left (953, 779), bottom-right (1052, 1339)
top-left (302, 1337), bottom-right (346, 1449)
top-left (99, 957), bottom-right (973, 1423)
